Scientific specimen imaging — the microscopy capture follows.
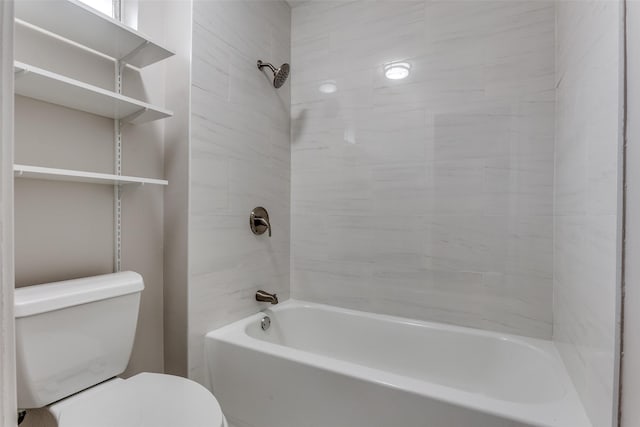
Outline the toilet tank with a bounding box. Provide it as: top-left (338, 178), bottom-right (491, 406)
top-left (14, 272), bottom-right (144, 409)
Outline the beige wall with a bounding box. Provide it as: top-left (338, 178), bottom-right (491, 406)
top-left (0, 1), bottom-right (16, 426)
top-left (163, 0), bottom-right (192, 377)
top-left (13, 0), bottom-right (169, 377)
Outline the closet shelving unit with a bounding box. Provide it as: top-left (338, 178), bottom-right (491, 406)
top-left (13, 0), bottom-right (175, 271)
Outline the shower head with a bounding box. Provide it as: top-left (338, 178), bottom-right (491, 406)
top-left (257, 60), bottom-right (290, 88)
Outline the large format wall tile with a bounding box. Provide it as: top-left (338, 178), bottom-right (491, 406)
top-left (554, 2), bottom-right (621, 426)
top-left (291, 0), bottom-right (555, 339)
top-left (189, 0), bottom-right (291, 385)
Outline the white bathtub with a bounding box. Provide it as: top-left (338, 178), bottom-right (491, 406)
top-left (206, 300), bottom-right (591, 427)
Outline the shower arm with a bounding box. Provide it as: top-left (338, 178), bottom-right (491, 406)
top-left (257, 60), bottom-right (277, 73)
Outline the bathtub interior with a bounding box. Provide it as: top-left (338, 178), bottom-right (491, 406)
top-left (246, 304), bottom-right (566, 404)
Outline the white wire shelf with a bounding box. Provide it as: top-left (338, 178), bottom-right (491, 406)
top-left (14, 164), bottom-right (169, 186)
top-left (15, 0), bottom-right (174, 68)
top-left (14, 61), bottom-right (173, 124)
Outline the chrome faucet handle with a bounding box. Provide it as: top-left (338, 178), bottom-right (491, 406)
top-left (250, 207), bottom-right (271, 237)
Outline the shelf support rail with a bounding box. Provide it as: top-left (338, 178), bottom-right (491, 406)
top-left (114, 61), bottom-right (122, 273)
top-left (113, 0), bottom-right (123, 273)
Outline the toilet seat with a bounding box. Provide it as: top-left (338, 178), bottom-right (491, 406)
top-left (49, 373), bottom-right (227, 427)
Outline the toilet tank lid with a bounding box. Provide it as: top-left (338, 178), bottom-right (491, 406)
top-left (15, 271), bottom-right (144, 318)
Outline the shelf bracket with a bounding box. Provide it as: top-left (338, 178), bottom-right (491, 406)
top-left (122, 107), bottom-right (148, 124)
top-left (120, 40), bottom-right (150, 69)
top-left (14, 69), bottom-right (28, 79)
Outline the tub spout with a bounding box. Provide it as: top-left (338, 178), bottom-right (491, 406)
top-left (256, 290), bottom-right (278, 304)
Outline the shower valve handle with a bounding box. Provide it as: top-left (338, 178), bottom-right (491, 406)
top-left (250, 207), bottom-right (272, 237)
top-left (253, 217), bottom-right (272, 237)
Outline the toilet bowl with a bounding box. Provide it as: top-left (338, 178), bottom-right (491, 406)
top-left (14, 272), bottom-right (228, 427)
top-left (47, 373), bottom-right (227, 427)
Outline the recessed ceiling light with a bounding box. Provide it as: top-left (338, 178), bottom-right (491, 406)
top-left (384, 62), bottom-right (411, 80)
top-left (318, 80), bottom-right (338, 94)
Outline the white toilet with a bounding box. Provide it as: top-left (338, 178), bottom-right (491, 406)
top-left (14, 271), bottom-right (228, 427)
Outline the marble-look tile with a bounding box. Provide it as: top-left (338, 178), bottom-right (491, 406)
top-left (553, 2), bottom-right (621, 426)
top-left (291, 0), bottom-right (555, 339)
top-left (189, 0), bottom-right (291, 386)
top-left (369, 268), bottom-right (551, 339)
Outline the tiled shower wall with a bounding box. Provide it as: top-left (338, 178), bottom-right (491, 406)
top-left (188, 0), bottom-right (291, 385)
top-left (553, 2), bottom-right (622, 426)
top-left (291, 1), bottom-right (556, 339)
